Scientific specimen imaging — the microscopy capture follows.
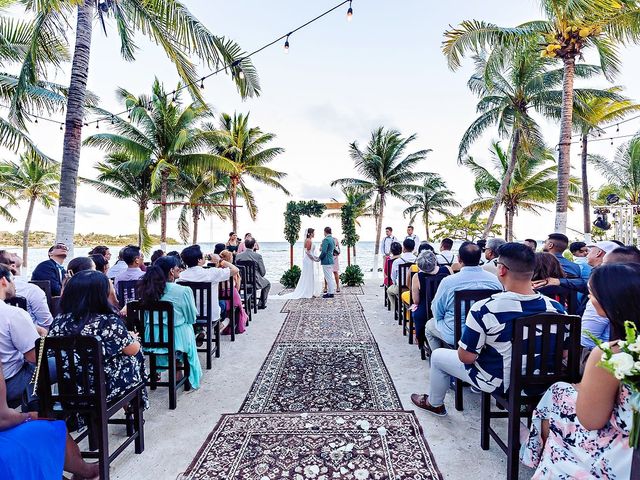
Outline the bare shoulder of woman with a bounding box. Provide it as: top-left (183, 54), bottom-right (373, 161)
top-left (305, 238), bottom-right (312, 249)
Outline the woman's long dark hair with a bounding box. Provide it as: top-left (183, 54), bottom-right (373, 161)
top-left (532, 252), bottom-right (565, 281)
top-left (60, 271), bottom-right (116, 327)
top-left (137, 255), bottom-right (178, 304)
top-left (589, 263), bottom-right (640, 340)
top-left (89, 254), bottom-right (108, 274)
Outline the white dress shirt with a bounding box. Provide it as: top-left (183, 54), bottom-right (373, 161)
top-left (381, 235), bottom-right (398, 255)
top-left (0, 301), bottom-right (40, 379)
top-left (107, 260), bottom-right (128, 279)
top-left (405, 234), bottom-right (420, 252)
top-left (13, 276), bottom-right (53, 327)
top-left (177, 266), bottom-right (230, 320)
top-left (436, 250), bottom-right (456, 266)
top-left (391, 252), bottom-right (417, 284)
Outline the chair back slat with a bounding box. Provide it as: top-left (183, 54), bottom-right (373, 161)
top-left (537, 286), bottom-right (579, 316)
top-left (178, 281), bottom-right (212, 322)
top-left (5, 295), bottom-right (28, 311)
top-left (510, 313), bottom-right (581, 395)
top-left (422, 273), bottom-right (448, 318)
top-left (37, 336), bottom-right (107, 417)
top-left (236, 260), bottom-right (256, 291)
top-left (126, 301), bottom-right (175, 350)
top-left (453, 289), bottom-right (502, 344)
top-left (398, 263), bottom-right (413, 290)
top-left (117, 280), bottom-right (140, 309)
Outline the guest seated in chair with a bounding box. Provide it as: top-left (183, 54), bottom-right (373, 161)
top-left (383, 242), bottom-right (402, 287)
top-left (31, 243), bottom-right (68, 296)
top-left (426, 241), bottom-right (502, 352)
top-left (235, 237), bottom-right (271, 309)
top-left (411, 243), bottom-right (565, 416)
top-left (50, 270), bottom-right (149, 427)
top-left (386, 238), bottom-right (417, 313)
top-left (113, 245), bottom-right (145, 291)
top-left (214, 251), bottom-right (247, 334)
top-left (138, 256), bottom-right (202, 389)
top-left (0, 365), bottom-right (100, 480)
top-left (521, 263), bottom-right (640, 479)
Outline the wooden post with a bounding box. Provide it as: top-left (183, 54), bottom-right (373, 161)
top-left (347, 246), bottom-right (351, 266)
top-left (290, 244), bottom-right (294, 268)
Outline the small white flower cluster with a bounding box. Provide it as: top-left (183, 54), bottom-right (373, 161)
top-left (598, 322), bottom-right (640, 382)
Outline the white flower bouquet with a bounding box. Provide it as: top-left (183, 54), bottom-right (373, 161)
top-left (590, 321), bottom-right (640, 448)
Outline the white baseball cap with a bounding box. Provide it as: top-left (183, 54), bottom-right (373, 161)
top-left (586, 241), bottom-right (619, 255)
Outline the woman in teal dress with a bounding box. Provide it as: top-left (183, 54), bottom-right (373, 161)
top-left (137, 255), bottom-right (202, 389)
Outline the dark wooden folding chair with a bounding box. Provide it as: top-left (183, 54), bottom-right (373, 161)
top-left (413, 273), bottom-right (449, 360)
top-left (480, 312), bottom-right (581, 480)
top-left (453, 289), bottom-right (502, 411)
top-left (537, 285), bottom-right (579, 316)
top-left (236, 265), bottom-right (253, 324)
top-left (29, 279), bottom-right (52, 308)
top-left (402, 269), bottom-right (418, 342)
top-left (396, 262), bottom-right (413, 326)
top-left (218, 276), bottom-right (237, 342)
top-left (127, 300), bottom-right (191, 410)
top-left (37, 335), bottom-right (145, 480)
top-left (117, 280), bottom-right (140, 309)
top-left (5, 295), bottom-right (27, 311)
top-left (178, 281), bottom-right (221, 369)
top-left (236, 260), bottom-right (259, 315)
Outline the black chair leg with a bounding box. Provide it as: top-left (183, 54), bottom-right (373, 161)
top-left (408, 315), bottom-right (414, 344)
top-left (134, 390), bottom-right (145, 454)
top-left (506, 404), bottom-right (521, 480)
top-left (455, 378), bottom-right (464, 411)
top-left (98, 415), bottom-right (110, 480)
top-left (214, 321), bottom-right (221, 358)
top-left (480, 392), bottom-right (491, 450)
top-left (230, 310), bottom-right (236, 342)
top-left (168, 355), bottom-right (177, 410)
top-left (205, 321), bottom-right (212, 370)
top-left (183, 353), bottom-right (191, 392)
top-left (149, 355), bottom-right (157, 391)
top-left (125, 409), bottom-right (134, 437)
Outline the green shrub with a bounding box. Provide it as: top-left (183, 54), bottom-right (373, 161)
top-left (280, 265), bottom-right (302, 289)
top-left (340, 264), bottom-right (365, 287)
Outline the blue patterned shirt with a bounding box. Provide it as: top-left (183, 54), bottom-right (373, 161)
top-left (459, 291), bottom-right (565, 393)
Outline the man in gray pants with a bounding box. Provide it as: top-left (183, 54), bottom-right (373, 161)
top-left (319, 227), bottom-right (336, 298)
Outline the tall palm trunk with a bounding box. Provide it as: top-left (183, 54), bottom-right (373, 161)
top-left (56, 0), bottom-right (94, 256)
top-left (373, 192), bottom-right (385, 255)
top-left (482, 129), bottom-right (521, 238)
top-left (192, 207), bottom-right (199, 244)
top-left (555, 57), bottom-right (576, 234)
top-left (230, 178), bottom-right (238, 232)
top-left (581, 133), bottom-right (591, 239)
top-left (22, 196), bottom-right (36, 268)
top-left (138, 206), bottom-right (146, 248)
top-left (160, 169), bottom-right (169, 250)
top-left (424, 211), bottom-right (430, 242)
top-left (506, 208), bottom-right (514, 242)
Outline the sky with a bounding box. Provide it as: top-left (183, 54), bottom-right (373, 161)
top-left (2, 0), bottom-right (640, 243)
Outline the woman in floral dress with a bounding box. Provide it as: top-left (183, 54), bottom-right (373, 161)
top-left (49, 270), bottom-right (148, 431)
top-left (521, 263), bottom-right (639, 479)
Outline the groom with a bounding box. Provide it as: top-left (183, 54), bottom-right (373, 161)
top-left (319, 227), bottom-right (336, 298)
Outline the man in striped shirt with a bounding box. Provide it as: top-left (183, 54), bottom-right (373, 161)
top-left (411, 243), bottom-right (565, 416)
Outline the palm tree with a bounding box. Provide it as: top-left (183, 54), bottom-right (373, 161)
top-left (174, 171), bottom-right (230, 245)
top-left (443, 0), bottom-right (640, 233)
top-left (11, 0), bottom-right (261, 253)
top-left (402, 173), bottom-right (460, 242)
top-left (463, 142), bottom-right (579, 240)
top-left (572, 88), bottom-right (640, 237)
top-left (84, 80), bottom-right (229, 249)
top-left (1, 151), bottom-right (59, 268)
top-left (0, 165), bottom-right (17, 222)
top-left (591, 138), bottom-right (640, 205)
top-left (331, 127), bottom-right (430, 257)
top-left (204, 112), bottom-right (289, 232)
top-left (328, 186), bottom-right (373, 264)
top-left (81, 153), bottom-right (158, 252)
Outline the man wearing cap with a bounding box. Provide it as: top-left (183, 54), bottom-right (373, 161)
top-left (31, 243), bottom-right (68, 296)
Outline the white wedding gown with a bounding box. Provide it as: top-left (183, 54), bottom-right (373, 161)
top-left (280, 243), bottom-right (321, 299)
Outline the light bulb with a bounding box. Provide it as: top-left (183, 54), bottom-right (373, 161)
top-left (238, 70), bottom-right (245, 80)
top-left (347, 7), bottom-right (353, 21)
top-left (284, 38), bottom-right (290, 54)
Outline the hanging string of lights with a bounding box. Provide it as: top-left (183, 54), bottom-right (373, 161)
top-left (3, 0), bottom-right (354, 130)
top-left (571, 112), bottom-right (640, 139)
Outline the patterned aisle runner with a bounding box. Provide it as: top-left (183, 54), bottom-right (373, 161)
top-left (185, 293), bottom-right (442, 479)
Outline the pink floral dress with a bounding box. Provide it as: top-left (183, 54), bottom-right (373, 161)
top-left (520, 381), bottom-right (632, 479)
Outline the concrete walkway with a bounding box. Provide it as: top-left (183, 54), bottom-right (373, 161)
top-left (110, 281), bottom-right (533, 479)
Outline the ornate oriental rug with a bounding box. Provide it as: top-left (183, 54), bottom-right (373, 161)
top-left (280, 295), bottom-right (363, 314)
top-left (275, 310), bottom-right (373, 343)
top-left (240, 342), bottom-right (401, 413)
top-left (184, 411), bottom-right (442, 479)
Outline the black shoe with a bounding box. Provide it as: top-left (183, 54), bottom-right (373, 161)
top-left (322, 294), bottom-right (334, 298)
top-left (258, 303), bottom-right (267, 310)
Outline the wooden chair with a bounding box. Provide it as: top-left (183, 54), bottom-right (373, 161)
top-left (179, 281), bottom-right (221, 369)
top-left (37, 335), bottom-right (145, 480)
top-left (127, 300), bottom-right (191, 410)
top-left (412, 273), bottom-right (449, 360)
top-left (218, 276), bottom-right (237, 342)
top-left (453, 289), bottom-right (502, 411)
top-left (236, 265), bottom-right (253, 324)
top-left (537, 285), bottom-right (579, 316)
top-left (480, 312), bottom-right (581, 480)
top-left (29, 279), bottom-right (52, 308)
top-left (396, 262), bottom-right (413, 325)
top-left (5, 295), bottom-right (27, 311)
top-left (117, 280), bottom-right (140, 309)
top-left (402, 269), bottom-right (418, 342)
top-left (236, 260), bottom-right (258, 315)
top-left (384, 256), bottom-right (393, 310)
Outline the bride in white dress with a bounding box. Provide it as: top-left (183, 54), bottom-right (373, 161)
top-left (280, 227), bottom-right (321, 299)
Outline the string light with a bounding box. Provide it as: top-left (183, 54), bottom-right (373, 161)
top-left (284, 34), bottom-right (291, 54)
top-left (616, 124), bottom-right (620, 132)
top-left (0, 0), bottom-right (354, 129)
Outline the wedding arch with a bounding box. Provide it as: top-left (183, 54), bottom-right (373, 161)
top-left (283, 200), bottom-right (326, 267)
